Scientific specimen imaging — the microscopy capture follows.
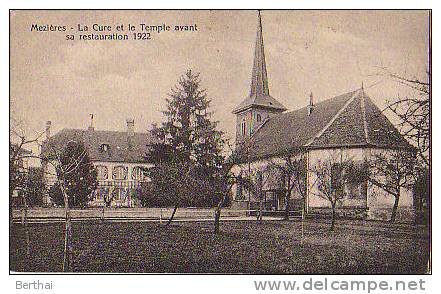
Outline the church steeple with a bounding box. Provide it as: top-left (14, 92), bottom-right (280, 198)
top-left (250, 10), bottom-right (269, 97)
top-left (232, 11), bottom-right (287, 115)
top-left (233, 11), bottom-right (287, 147)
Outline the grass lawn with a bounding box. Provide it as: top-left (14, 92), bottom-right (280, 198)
top-left (10, 219), bottom-right (429, 274)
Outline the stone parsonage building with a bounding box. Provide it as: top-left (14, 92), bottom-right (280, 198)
top-left (41, 119), bottom-right (155, 207)
top-left (230, 12), bottom-right (414, 221)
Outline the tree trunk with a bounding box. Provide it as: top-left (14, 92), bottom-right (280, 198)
top-left (284, 191), bottom-right (290, 221)
top-left (214, 206), bottom-right (221, 234)
top-left (60, 184), bottom-right (72, 272)
top-left (63, 209), bottom-right (72, 272)
top-left (257, 194), bottom-right (263, 223)
top-left (164, 205), bottom-right (178, 226)
top-left (22, 195), bottom-right (30, 257)
top-left (330, 206), bottom-right (336, 232)
top-left (214, 194), bottom-right (227, 234)
top-left (390, 194), bottom-right (400, 223)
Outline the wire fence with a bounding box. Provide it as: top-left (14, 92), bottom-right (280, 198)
top-left (11, 207), bottom-right (316, 224)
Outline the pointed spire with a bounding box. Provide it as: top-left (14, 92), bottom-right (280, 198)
top-left (250, 10), bottom-right (269, 97)
top-left (88, 113), bottom-right (94, 131)
top-left (232, 10), bottom-right (286, 114)
top-left (307, 92), bottom-right (315, 116)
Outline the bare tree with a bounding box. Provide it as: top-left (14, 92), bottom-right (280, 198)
top-left (10, 130), bottom-right (45, 224)
top-left (42, 142), bottom-right (93, 271)
top-left (239, 164), bottom-right (277, 223)
top-left (310, 153), bottom-right (355, 231)
top-left (212, 143), bottom-right (252, 233)
top-left (270, 147), bottom-right (308, 220)
top-left (10, 113), bottom-right (95, 271)
top-left (10, 116), bottom-right (46, 257)
top-left (212, 142), bottom-right (267, 233)
top-left (98, 186), bottom-right (115, 222)
top-left (380, 69), bottom-right (430, 166)
top-left (367, 148), bottom-right (416, 223)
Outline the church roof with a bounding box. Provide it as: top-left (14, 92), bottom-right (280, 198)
top-left (232, 11), bottom-right (287, 114)
top-left (41, 129), bottom-right (156, 163)
top-left (236, 88), bottom-right (412, 161)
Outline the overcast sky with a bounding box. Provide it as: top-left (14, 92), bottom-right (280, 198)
top-left (11, 10), bottom-right (429, 146)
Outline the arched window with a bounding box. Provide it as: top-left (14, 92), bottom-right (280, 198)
top-left (241, 119), bottom-right (246, 136)
top-left (112, 166), bottom-right (128, 180)
top-left (96, 165), bottom-right (108, 180)
top-left (132, 166), bottom-right (144, 180)
top-left (256, 113), bottom-right (262, 122)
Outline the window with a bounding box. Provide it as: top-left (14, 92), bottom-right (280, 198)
top-left (96, 188), bottom-right (105, 200)
top-left (112, 188), bottom-right (125, 201)
top-left (132, 166), bottom-right (144, 180)
top-left (331, 163), bottom-right (344, 192)
top-left (96, 165), bottom-right (108, 180)
top-left (346, 181), bottom-right (367, 200)
top-left (100, 144), bottom-right (110, 152)
top-left (241, 119), bottom-right (246, 136)
top-left (345, 164), bottom-right (368, 200)
top-left (112, 166), bottom-right (128, 180)
top-left (256, 113), bottom-right (262, 122)
top-left (236, 181), bottom-right (244, 200)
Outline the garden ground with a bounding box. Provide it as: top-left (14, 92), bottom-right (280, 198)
top-left (10, 219), bottom-right (430, 274)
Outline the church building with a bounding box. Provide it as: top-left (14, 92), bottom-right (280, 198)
top-left (230, 12), bottom-right (415, 221)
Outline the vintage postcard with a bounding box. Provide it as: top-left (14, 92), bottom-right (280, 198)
top-left (9, 9), bottom-right (430, 278)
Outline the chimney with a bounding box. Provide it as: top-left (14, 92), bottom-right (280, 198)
top-left (45, 121), bottom-right (51, 140)
top-left (307, 92), bottom-right (314, 116)
top-left (88, 114), bottom-right (95, 131)
top-left (126, 118), bottom-right (135, 137)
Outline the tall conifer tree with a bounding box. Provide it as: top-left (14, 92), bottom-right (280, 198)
top-left (147, 70), bottom-right (225, 207)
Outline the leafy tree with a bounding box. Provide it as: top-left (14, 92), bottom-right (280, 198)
top-left (48, 141), bottom-right (97, 208)
top-left (23, 167), bottom-right (45, 207)
top-left (144, 158), bottom-right (206, 224)
top-left (48, 183), bottom-right (65, 206)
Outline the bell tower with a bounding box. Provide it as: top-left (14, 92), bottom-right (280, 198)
top-left (233, 11), bottom-right (287, 147)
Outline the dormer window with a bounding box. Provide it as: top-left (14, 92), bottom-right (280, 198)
top-left (100, 144), bottom-right (109, 152)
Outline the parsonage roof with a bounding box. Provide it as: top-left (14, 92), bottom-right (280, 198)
top-left (41, 129), bottom-right (156, 163)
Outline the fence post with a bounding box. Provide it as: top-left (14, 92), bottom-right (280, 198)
top-left (21, 207), bottom-right (25, 225)
top-left (301, 207), bottom-right (304, 246)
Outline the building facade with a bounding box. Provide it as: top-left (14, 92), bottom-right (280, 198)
top-left (41, 119), bottom-right (155, 207)
top-left (230, 12), bottom-right (415, 221)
